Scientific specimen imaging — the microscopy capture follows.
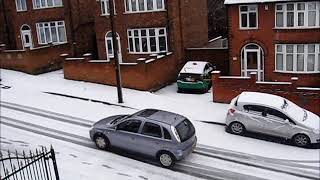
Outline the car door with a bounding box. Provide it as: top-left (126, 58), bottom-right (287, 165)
top-left (110, 119), bottom-right (142, 152)
top-left (134, 121), bottom-right (164, 157)
top-left (242, 105), bottom-right (267, 132)
top-left (262, 107), bottom-right (295, 138)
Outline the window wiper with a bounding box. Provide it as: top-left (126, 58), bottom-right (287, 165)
top-left (281, 99), bottom-right (288, 109)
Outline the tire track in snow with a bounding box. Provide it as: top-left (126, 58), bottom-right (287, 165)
top-left (1, 116), bottom-right (268, 180)
top-left (1, 101), bottom-right (319, 177)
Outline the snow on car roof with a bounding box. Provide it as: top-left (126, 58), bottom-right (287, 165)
top-left (179, 61), bottom-right (208, 74)
top-left (224, 0), bottom-right (300, 5)
top-left (237, 91), bottom-right (285, 109)
top-left (137, 109), bottom-right (185, 125)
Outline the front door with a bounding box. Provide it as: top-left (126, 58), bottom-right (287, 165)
top-left (242, 44), bottom-right (264, 81)
top-left (21, 30), bottom-right (32, 48)
top-left (106, 35), bottom-right (122, 63)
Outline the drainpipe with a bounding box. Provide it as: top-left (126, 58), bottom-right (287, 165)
top-left (178, 0), bottom-right (184, 66)
top-left (66, 0), bottom-right (76, 56)
top-left (2, 0), bottom-right (11, 48)
top-left (165, 0), bottom-right (170, 52)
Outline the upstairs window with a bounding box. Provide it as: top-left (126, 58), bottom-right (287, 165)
top-left (33, 0), bottom-right (63, 9)
top-left (125, 0), bottom-right (165, 13)
top-left (100, 0), bottom-right (116, 15)
top-left (239, 5), bottom-right (258, 29)
top-left (275, 1), bottom-right (320, 28)
top-left (16, 0), bottom-right (27, 11)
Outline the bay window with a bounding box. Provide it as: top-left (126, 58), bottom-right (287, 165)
top-left (125, 0), bottom-right (165, 13)
top-left (127, 28), bottom-right (167, 54)
top-left (275, 44), bottom-right (320, 73)
top-left (275, 1), bottom-right (320, 28)
top-left (36, 21), bottom-right (67, 44)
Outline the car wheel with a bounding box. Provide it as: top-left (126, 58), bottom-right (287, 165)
top-left (292, 134), bottom-right (310, 148)
top-left (229, 122), bottom-right (245, 135)
top-left (158, 151), bottom-right (175, 168)
top-left (94, 135), bottom-right (110, 150)
top-left (177, 88), bottom-right (183, 93)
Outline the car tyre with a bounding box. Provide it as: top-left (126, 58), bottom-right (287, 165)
top-left (177, 88), bottom-right (183, 93)
top-left (158, 151), bottom-right (175, 168)
top-left (292, 134), bottom-right (310, 148)
top-left (94, 134), bottom-right (110, 150)
top-left (228, 122), bottom-right (245, 135)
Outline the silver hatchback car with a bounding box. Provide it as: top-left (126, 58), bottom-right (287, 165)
top-left (90, 109), bottom-right (197, 168)
top-left (226, 92), bottom-right (320, 147)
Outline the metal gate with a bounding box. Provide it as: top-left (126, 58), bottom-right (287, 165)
top-left (0, 146), bottom-right (60, 180)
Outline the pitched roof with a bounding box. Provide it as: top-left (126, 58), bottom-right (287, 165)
top-left (224, 0), bottom-right (300, 5)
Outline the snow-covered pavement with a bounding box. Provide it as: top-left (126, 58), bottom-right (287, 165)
top-left (1, 69), bottom-right (319, 179)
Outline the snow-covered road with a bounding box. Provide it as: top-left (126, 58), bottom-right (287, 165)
top-left (1, 69), bottom-right (319, 179)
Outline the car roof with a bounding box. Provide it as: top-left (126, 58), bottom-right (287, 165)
top-left (179, 61), bottom-right (209, 74)
top-left (237, 91), bottom-right (285, 110)
top-left (134, 109), bottom-right (186, 125)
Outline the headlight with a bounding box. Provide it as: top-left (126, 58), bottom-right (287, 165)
top-left (312, 129), bottom-right (320, 134)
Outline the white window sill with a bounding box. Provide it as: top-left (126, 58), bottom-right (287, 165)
top-left (239, 27), bottom-right (258, 30)
top-left (123, 9), bottom-right (166, 15)
top-left (274, 70), bottom-right (320, 74)
top-left (33, 5), bottom-right (64, 10)
top-left (128, 51), bottom-right (167, 55)
top-left (17, 10), bottom-right (28, 12)
top-left (100, 13), bottom-right (117, 16)
top-left (273, 27), bottom-right (320, 30)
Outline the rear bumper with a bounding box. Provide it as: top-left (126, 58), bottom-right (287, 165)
top-left (177, 81), bottom-right (207, 90)
top-left (173, 136), bottom-right (197, 161)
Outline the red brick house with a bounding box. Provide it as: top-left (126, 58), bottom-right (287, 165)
top-left (64, 0), bottom-right (210, 91)
top-left (225, 0), bottom-right (320, 87)
top-left (0, 0), bottom-right (96, 74)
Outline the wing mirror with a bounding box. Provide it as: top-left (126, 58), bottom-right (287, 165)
top-left (262, 112), bottom-right (267, 117)
top-left (284, 119), bottom-right (290, 124)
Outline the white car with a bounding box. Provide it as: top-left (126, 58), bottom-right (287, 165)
top-left (226, 92), bottom-right (320, 147)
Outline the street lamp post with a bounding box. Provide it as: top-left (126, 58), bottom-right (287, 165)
top-left (108, 0), bottom-right (123, 103)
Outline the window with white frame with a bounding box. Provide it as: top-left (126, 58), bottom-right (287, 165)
top-left (125, 0), bottom-right (165, 13)
top-left (127, 28), bottom-right (167, 53)
top-left (275, 44), bottom-right (320, 73)
top-left (33, 0), bottom-right (63, 9)
top-left (239, 5), bottom-right (258, 29)
top-left (275, 1), bottom-right (320, 28)
top-left (36, 21), bottom-right (67, 44)
top-left (100, 0), bottom-right (116, 15)
top-left (16, 0), bottom-right (27, 11)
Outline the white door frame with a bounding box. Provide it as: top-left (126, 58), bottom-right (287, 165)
top-left (105, 32), bottom-right (122, 63)
top-left (241, 44), bottom-right (264, 81)
top-left (21, 25), bottom-right (33, 49)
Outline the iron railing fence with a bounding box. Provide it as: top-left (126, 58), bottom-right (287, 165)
top-left (0, 146), bottom-right (59, 180)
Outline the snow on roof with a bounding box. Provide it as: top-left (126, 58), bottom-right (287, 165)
top-left (237, 91), bottom-right (285, 109)
top-left (179, 61), bottom-right (208, 74)
top-left (224, 0), bottom-right (299, 5)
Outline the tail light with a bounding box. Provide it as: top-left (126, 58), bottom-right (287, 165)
top-left (228, 108), bottom-right (236, 115)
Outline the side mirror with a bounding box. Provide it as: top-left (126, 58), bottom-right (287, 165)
top-left (262, 112), bottom-right (267, 117)
top-left (284, 119), bottom-right (290, 124)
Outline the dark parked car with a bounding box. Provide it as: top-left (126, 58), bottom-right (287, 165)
top-left (90, 109), bottom-right (197, 168)
top-left (177, 61), bottom-right (215, 93)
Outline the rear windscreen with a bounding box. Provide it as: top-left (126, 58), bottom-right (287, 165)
top-left (178, 73), bottom-right (202, 81)
top-left (175, 119), bottom-right (195, 142)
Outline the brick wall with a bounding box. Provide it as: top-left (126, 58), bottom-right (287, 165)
top-left (185, 48), bottom-right (229, 75)
top-left (227, 3), bottom-right (320, 87)
top-left (64, 55), bottom-right (178, 91)
top-left (0, 44), bottom-right (71, 74)
top-left (212, 71), bottom-right (320, 115)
